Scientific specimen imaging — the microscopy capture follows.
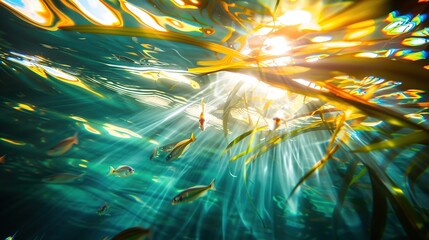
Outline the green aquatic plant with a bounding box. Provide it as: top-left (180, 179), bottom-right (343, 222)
top-left (219, 53), bottom-right (429, 237)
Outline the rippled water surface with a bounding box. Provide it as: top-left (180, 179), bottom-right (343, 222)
top-left (0, 0), bottom-right (429, 239)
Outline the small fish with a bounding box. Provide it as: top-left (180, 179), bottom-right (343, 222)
top-left (199, 97), bottom-right (205, 131)
top-left (42, 172), bottom-right (85, 183)
top-left (272, 117), bottom-right (282, 131)
top-left (0, 155), bottom-right (6, 164)
top-left (166, 133), bottom-right (196, 162)
top-left (47, 132), bottom-right (78, 156)
top-left (97, 202), bottom-right (109, 216)
top-left (150, 147), bottom-right (158, 161)
top-left (108, 165), bottom-right (134, 178)
top-left (112, 226), bottom-right (152, 240)
top-left (172, 179), bottom-right (215, 205)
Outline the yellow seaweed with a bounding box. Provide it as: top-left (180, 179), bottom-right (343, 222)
top-left (353, 131), bottom-right (429, 152)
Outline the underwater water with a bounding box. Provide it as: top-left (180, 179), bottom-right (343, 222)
top-left (0, 0), bottom-right (429, 239)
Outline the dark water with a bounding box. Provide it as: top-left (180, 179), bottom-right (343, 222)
top-left (0, 0), bottom-right (428, 239)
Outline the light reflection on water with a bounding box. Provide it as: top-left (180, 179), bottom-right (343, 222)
top-left (0, 0), bottom-right (428, 239)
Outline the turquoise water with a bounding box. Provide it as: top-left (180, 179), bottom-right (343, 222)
top-left (0, 0), bottom-right (428, 239)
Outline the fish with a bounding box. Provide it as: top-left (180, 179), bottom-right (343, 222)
top-left (150, 147), bottom-right (158, 161)
top-left (160, 141), bottom-right (179, 152)
top-left (0, 155), bottom-right (5, 164)
top-left (42, 172), bottom-right (85, 183)
top-left (97, 202), bottom-right (109, 216)
top-left (272, 117), bottom-right (282, 131)
top-left (47, 132), bottom-right (78, 156)
top-left (172, 179), bottom-right (216, 205)
top-left (199, 97), bottom-right (205, 131)
top-left (108, 165), bottom-right (134, 178)
top-left (111, 226), bottom-right (152, 240)
top-left (166, 133), bottom-right (196, 162)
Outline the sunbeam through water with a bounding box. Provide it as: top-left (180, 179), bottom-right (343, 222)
top-left (0, 0), bottom-right (428, 239)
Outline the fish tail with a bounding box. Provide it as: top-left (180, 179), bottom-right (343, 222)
top-left (73, 132), bottom-right (79, 144)
top-left (190, 132), bottom-right (195, 142)
top-left (209, 178), bottom-right (216, 191)
top-left (108, 166), bottom-right (115, 176)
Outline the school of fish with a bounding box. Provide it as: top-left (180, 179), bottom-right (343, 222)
top-left (1, 98), bottom-right (219, 239)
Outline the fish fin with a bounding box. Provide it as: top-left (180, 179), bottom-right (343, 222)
top-left (73, 132), bottom-right (79, 144)
top-left (108, 166), bottom-right (115, 176)
top-left (210, 178), bottom-right (216, 190)
top-left (190, 133), bottom-right (195, 142)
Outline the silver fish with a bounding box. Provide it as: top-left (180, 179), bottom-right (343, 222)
top-left (172, 179), bottom-right (215, 205)
top-left (108, 165), bottom-right (134, 178)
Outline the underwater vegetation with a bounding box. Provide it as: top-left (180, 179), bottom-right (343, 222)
top-left (0, 0), bottom-right (429, 239)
